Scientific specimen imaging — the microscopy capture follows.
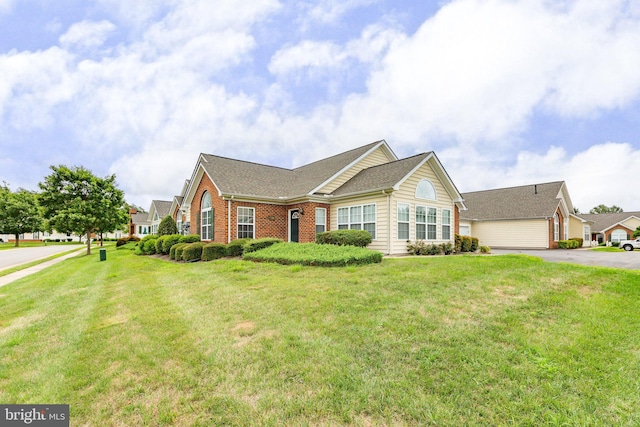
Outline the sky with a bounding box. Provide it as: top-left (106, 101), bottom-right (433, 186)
top-left (1, 0), bottom-right (639, 213)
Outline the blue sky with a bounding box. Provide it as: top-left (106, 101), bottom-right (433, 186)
top-left (1, 0), bottom-right (639, 213)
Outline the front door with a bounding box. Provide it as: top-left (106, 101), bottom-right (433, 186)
top-left (290, 210), bottom-right (299, 242)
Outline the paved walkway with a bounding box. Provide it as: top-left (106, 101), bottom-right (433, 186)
top-left (0, 247), bottom-right (88, 288)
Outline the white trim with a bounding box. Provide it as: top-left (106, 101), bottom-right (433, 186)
top-left (288, 208), bottom-right (300, 242)
top-left (237, 206), bottom-right (255, 239)
top-left (397, 202), bottom-right (410, 240)
top-left (337, 203), bottom-right (377, 240)
top-left (307, 140), bottom-right (397, 195)
top-left (315, 207), bottom-right (327, 236)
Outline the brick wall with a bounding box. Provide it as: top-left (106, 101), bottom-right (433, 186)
top-left (190, 174), bottom-right (228, 242)
top-left (547, 209), bottom-right (565, 249)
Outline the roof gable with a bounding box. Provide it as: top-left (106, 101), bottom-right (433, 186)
top-left (461, 181), bottom-right (566, 221)
top-left (148, 200), bottom-right (173, 221)
top-left (578, 212), bottom-right (640, 232)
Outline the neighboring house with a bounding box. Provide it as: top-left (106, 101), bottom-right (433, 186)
top-left (169, 180), bottom-right (190, 235)
top-left (460, 181), bottom-right (592, 249)
top-left (179, 140), bottom-right (465, 255)
top-left (129, 210), bottom-right (152, 238)
top-left (579, 211), bottom-right (640, 244)
top-left (148, 200), bottom-right (173, 234)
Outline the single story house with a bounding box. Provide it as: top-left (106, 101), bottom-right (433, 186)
top-left (148, 200), bottom-right (173, 234)
top-left (177, 140), bottom-right (466, 255)
top-left (460, 181), bottom-right (592, 249)
top-left (128, 210), bottom-right (152, 238)
top-left (578, 211), bottom-right (640, 244)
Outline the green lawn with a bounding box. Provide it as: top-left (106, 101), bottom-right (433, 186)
top-left (0, 241), bottom-right (83, 250)
top-left (1, 248), bottom-right (639, 426)
top-left (589, 246), bottom-right (625, 252)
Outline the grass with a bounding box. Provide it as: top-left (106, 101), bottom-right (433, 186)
top-left (0, 247), bottom-right (85, 278)
top-left (1, 248), bottom-right (640, 425)
top-left (243, 242), bottom-right (383, 266)
top-left (589, 246), bottom-right (625, 252)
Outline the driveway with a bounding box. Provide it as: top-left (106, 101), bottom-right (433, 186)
top-left (491, 248), bottom-right (640, 270)
top-left (0, 245), bottom-right (85, 271)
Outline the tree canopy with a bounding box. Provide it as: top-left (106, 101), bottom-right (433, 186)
top-left (39, 165), bottom-right (128, 255)
top-left (0, 184), bottom-right (44, 247)
top-left (589, 204), bottom-right (623, 214)
top-left (157, 215), bottom-right (178, 236)
top-left (633, 226), bottom-right (640, 239)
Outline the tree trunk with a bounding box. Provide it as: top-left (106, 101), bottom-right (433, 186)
top-left (86, 231), bottom-right (91, 255)
top-left (14, 233), bottom-right (19, 247)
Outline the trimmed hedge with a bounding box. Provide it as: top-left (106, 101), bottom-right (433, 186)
top-left (182, 242), bottom-right (205, 262)
top-left (155, 235), bottom-right (169, 254)
top-left (202, 243), bottom-right (227, 261)
top-left (171, 243), bottom-right (189, 261)
top-left (558, 239), bottom-right (580, 249)
top-left (226, 238), bottom-right (253, 257)
top-left (569, 237), bottom-right (584, 247)
top-left (243, 242), bottom-right (383, 266)
top-left (179, 234), bottom-right (201, 244)
top-left (116, 236), bottom-right (140, 247)
top-left (162, 234), bottom-right (183, 254)
top-left (316, 229), bottom-right (372, 247)
top-left (138, 235), bottom-right (158, 255)
top-left (480, 245), bottom-right (491, 254)
top-left (454, 234), bottom-right (479, 253)
top-left (243, 238), bottom-right (283, 254)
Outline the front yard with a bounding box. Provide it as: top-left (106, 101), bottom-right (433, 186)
top-left (1, 247), bottom-right (639, 425)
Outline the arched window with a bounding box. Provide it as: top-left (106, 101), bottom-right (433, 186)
top-left (201, 192), bottom-right (214, 240)
top-left (553, 213), bottom-right (559, 242)
top-left (611, 229), bottom-right (627, 243)
top-left (416, 179), bottom-right (437, 200)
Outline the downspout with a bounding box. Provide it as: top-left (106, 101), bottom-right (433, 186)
top-left (383, 190), bottom-right (391, 255)
top-left (228, 197), bottom-right (233, 243)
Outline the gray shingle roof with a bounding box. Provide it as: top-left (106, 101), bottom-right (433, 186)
top-left (131, 212), bottom-right (150, 225)
top-left (578, 212), bottom-right (640, 232)
top-left (461, 181), bottom-right (565, 221)
top-left (200, 141), bottom-right (385, 199)
top-left (151, 200), bottom-right (173, 218)
top-left (332, 153), bottom-right (430, 196)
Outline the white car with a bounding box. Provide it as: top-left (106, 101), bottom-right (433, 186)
top-left (619, 238), bottom-right (640, 251)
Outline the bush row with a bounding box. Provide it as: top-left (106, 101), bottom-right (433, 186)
top-left (116, 236), bottom-right (141, 247)
top-left (558, 239), bottom-right (581, 249)
top-left (316, 229), bottom-right (372, 247)
top-left (455, 234), bottom-right (479, 253)
top-left (243, 242), bottom-right (382, 266)
top-left (407, 241), bottom-right (455, 256)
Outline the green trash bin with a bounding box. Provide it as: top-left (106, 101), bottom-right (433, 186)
top-left (99, 248), bottom-right (107, 261)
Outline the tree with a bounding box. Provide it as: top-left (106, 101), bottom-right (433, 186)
top-left (39, 165), bottom-right (128, 255)
top-left (0, 184), bottom-right (44, 247)
top-left (157, 215), bottom-right (178, 236)
top-left (589, 204), bottom-right (623, 214)
top-left (572, 207), bottom-right (581, 214)
top-left (633, 226), bottom-right (640, 239)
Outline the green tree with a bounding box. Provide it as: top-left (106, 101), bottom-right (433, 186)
top-left (157, 215), bottom-right (178, 236)
top-left (39, 165), bottom-right (128, 255)
top-left (589, 204), bottom-right (623, 214)
top-left (633, 226), bottom-right (640, 239)
top-left (0, 184), bottom-right (44, 247)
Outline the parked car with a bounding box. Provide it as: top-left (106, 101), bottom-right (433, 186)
top-left (619, 238), bottom-right (640, 251)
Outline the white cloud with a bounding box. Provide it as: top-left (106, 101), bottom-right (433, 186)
top-left (59, 20), bottom-right (117, 48)
top-left (0, 0), bottom-right (14, 14)
top-left (300, 0), bottom-right (379, 25)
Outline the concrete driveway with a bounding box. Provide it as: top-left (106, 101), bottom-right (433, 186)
top-left (491, 248), bottom-right (640, 270)
top-left (0, 245), bottom-right (85, 271)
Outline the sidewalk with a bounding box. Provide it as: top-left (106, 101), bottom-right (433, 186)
top-left (0, 248), bottom-right (87, 288)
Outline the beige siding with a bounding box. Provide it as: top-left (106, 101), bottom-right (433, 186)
top-left (472, 220), bottom-right (549, 248)
top-left (319, 147), bottom-right (392, 193)
top-left (330, 194), bottom-right (389, 253)
top-left (568, 216), bottom-right (584, 240)
top-left (621, 217), bottom-right (640, 230)
top-left (390, 161), bottom-right (455, 254)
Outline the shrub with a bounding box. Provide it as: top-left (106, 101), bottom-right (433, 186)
top-left (162, 234), bottom-right (182, 255)
top-left (407, 240), bottom-right (427, 255)
top-left (634, 226), bottom-right (640, 238)
top-left (182, 242), bottom-right (205, 262)
top-left (116, 236), bottom-right (140, 247)
top-left (243, 238), bottom-right (284, 254)
top-left (243, 242), bottom-right (382, 266)
top-left (454, 234), bottom-right (463, 252)
top-left (226, 238), bottom-right (253, 257)
top-left (440, 242), bottom-right (454, 255)
top-left (461, 236), bottom-right (473, 252)
top-left (179, 234), bottom-right (201, 244)
top-left (171, 243), bottom-right (189, 260)
top-left (138, 235), bottom-right (158, 255)
top-left (202, 243), bottom-right (227, 261)
top-left (470, 237), bottom-right (479, 252)
top-left (480, 245), bottom-right (491, 254)
top-left (569, 237), bottom-right (584, 247)
top-left (155, 235), bottom-right (169, 254)
top-left (611, 241), bottom-right (620, 247)
top-left (158, 216), bottom-right (178, 236)
top-left (558, 240), bottom-right (580, 249)
top-left (316, 230), bottom-right (372, 247)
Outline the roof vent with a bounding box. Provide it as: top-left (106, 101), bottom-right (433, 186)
top-left (534, 184), bottom-right (538, 195)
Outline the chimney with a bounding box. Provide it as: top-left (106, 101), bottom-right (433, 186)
top-left (129, 208), bottom-right (137, 215)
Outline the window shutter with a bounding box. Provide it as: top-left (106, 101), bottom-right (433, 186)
top-left (196, 211), bottom-right (201, 237)
top-left (211, 208), bottom-right (215, 241)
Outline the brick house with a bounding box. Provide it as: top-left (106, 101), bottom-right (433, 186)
top-left (459, 181), bottom-right (593, 249)
top-left (179, 140), bottom-right (465, 255)
top-left (579, 211), bottom-right (640, 244)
